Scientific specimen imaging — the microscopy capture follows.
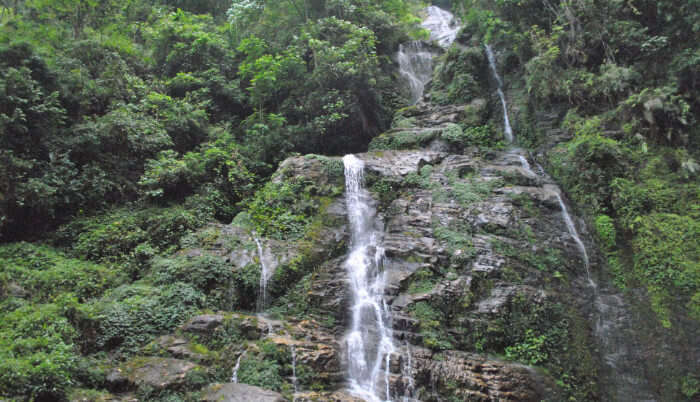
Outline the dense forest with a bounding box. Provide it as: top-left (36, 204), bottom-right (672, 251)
top-left (0, 0), bottom-right (698, 401)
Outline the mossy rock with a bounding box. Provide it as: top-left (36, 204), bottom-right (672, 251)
top-left (368, 128), bottom-right (442, 151)
top-left (463, 98), bottom-right (488, 126)
top-left (107, 357), bottom-right (207, 393)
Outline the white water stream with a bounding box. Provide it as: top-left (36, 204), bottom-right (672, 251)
top-left (291, 345), bottom-right (299, 402)
top-left (554, 193), bottom-right (594, 288)
top-left (402, 342), bottom-right (415, 402)
top-left (485, 45), bottom-right (514, 143)
top-left (397, 7), bottom-right (458, 104)
top-left (254, 236), bottom-right (273, 312)
top-left (343, 155), bottom-right (395, 402)
top-left (398, 42), bottom-right (434, 104)
top-left (230, 350), bottom-right (247, 383)
top-left (421, 6), bottom-right (459, 48)
top-left (518, 157), bottom-right (656, 401)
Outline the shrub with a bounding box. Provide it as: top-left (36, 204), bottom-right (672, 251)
top-left (0, 242), bottom-right (123, 302)
top-left (54, 206), bottom-right (208, 263)
top-left (0, 302), bottom-right (81, 400)
top-left (632, 213), bottom-right (699, 325)
top-left (87, 283), bottom-right (203, 352)
top-left (151, 255), bottom-right (232, 309)
top-left (594, 215), bottom-right (617, 251)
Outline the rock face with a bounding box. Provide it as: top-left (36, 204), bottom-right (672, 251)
top-left (107, 357), bottom-right (203, 392)
top-left (182, 314), bottom-right (226, 333)
top-left (201, 383), bottom-right (286, 402)
top-left (148, 96), bottom-right (601, 401)
top-left (126, 58), bottom-right (606, 399)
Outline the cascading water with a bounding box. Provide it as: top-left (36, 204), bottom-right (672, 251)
top-left (230, 350), bottom-right (247, 383)
top-left (397, 7), bottom-right (459, 104)
top-left (254, 236), bottom-right (273, 312)
top-left (485, 45), bottom-right (514, 143)
top-left (556, 190), bottom-right (656, 400)
top-left (521, 160), bottom-right (655, 400)
top-left (397, 42), bottom-right (434, 104)
top-left (290, 345), bottom-right (299, 402)
top-left (554, 193), bottom-right (595, 288)
top-left (518, 155), bottom-right (532, 173)
top-left (402, 342), bottom-right (415, 402)
top-left (421, 6), bottom-right (459, 48)
top-left (343, 155), bottom-right (395, 402)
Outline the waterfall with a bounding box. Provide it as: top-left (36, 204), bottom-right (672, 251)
top-left (230, 350), bottom-right (247, 383)
top-left (554, 193), bottom-right (594, 287)
top-left (421, 6), bottom-right (459, 48)
top-left (485, 45), bottom-right (514, 143)
top-left (398, 42), bottom-right (434, 104)
top-left (254, 236), bottom-right (272, 312)
top-left (290, 345), bottom-right (299, 402)
top-left (397, 6), bottom-right (459, 104)
top-left (518, 155), bottom-right (532, 174)
top-left (402, 342), bottom-right (415, 402)
top-left (343, 154), bottom-right (395, 402)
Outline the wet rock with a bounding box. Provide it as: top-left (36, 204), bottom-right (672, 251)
top-left (411, 348), bottom-right (557, 401)
top-left (7, 282), bottom-right (29, 298)
top-left (201, 383), bottom-right (286, 402)
top-left (150, 335), bottom-right (205, 361)
top-left (463, 97), bottom-right (488, 126)
top-left (275, 155), bottom-right (343, 187)
top-left (293, 391), bottom-right (365, 402)
top-left (107, 357), bottom-right (202, 392)
top-left (361, 150), bottom-right (446, 177)
top-left (181, 314), bottom-right (225, 333)
top-left (308, 257), bottom-right (350, 321)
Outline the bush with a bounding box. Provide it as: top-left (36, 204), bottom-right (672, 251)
top-left (431, 46), bottom-right (488, 105)
top-left (441, 124), bottom-right (499, 148)
top-left (548, 118), bottom-right (629, 214)
top-left (87, 283), bottom-right (203, 352)
top-left (54, 206), bottom-right (209, 263)
top-left (151, 255), bottom-right (233, 309)
top-left (632, 213), bottom-right (699, 325)
top-left (245, 178), bottom-right (321, 240)
top-left (0, 242), bottom-right (123, 303)
top-left (0, 302), bottom-right (81, 400)
top-left (594, 215), bottom-right (617, 251)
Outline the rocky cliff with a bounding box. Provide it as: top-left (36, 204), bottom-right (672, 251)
top-left (96, 83), bottom-right (617, 400)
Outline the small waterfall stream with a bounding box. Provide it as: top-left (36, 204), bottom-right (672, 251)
top-left (397, 7), bottom-right (458, 104)
top-left (254, 236), bottom-right (273, 312)
top-left (290, 345), bottom-right (299, 402)
top-left (402, 342), bottom-right (415, 402)
top-left (554, 193), bottom-right (594, 287)
top-left (485, 45), bottom-right (514, 143)
top-left (343, 155), bottom-right (395, 402)
top-left (518, 157), bottom-right (657, 401)
top-left (398, 42), bottom-right (434, 104)
top-left (230, 350), bottom-right (247, 383)
top-left (421, 5), bottom-right (459, 47)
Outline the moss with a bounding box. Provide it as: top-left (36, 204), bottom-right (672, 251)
top-left (406, 268), bottom-right (438, 294)
top-left (369, 177), bottom-right (402, 209)
top-left (303, 154), bottom-right (344, 180)
top-left (368, 129), bottom-right (440, 151)
top-left (441, 124), bottom-right (502, 150)
top-left (409, 301), bottom-right (453, 351)
top-left (430, 46), bottom-right (488, 105)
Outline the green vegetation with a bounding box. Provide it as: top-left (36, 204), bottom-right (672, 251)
top-left (430, 45), bottom-right (487, 105)
top-left (409, 301), bottom-right (453, 351)
top-left (0, 0), bottom-right (427, 240)
top-left (1, 0), bottom-right (700, 400)
top-left (451, 0), bottom-right (699, 397)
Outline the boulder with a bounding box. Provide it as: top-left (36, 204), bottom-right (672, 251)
top-left (201, 383), bottom-right (286, 402)
top-left (106, 357), bottom-right (203, 392)
top-left (182, 314), bottom-right (225, 333)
